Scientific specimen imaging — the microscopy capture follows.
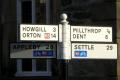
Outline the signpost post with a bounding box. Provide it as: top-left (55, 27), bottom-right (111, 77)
top-left (59, 13), bottom-right (71, 80)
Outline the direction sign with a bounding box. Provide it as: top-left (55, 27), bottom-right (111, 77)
top-left (72, 43), bottom-right (117, 59)
top-left (10, 43), bottom-right (56, 58)
top-left (71, 26), bottom-right (112, 42)
top-left (20, 24), bottom-right (58, 41)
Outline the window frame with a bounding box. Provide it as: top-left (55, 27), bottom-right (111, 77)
top-left (16, 0), bottom-right (52, 77)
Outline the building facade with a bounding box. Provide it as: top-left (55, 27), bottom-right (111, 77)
top-left (117, 0), bottom-right (120, 80)
top-left (0, 0), bottom-right (118, 80)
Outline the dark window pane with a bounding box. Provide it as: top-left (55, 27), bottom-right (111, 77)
top-left (22, 59), bottom-right (32, 71)
top-left (61, 0), bottom-right (72, 6)
top-left (21, 1), bottom-right (32, 23)
top-left (36, 59), bottom-right (47, 71)
top-left (36, 0), bottom-right (46, 24)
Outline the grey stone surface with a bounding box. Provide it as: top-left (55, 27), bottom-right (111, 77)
top-left (60, 0), bottom-right (116, 25)
top-left (68, 60), bottom-right (116, 78)
top-left (117, 0), bottom-right (120, 79)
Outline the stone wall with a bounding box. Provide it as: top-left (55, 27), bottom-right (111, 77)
top-left (117, 0), bottom-right (120, 79)
top-left (60, 0), bottom-right (117, 79)
top-left (60, 0), bottom-right (116, 26)
top-left (1, 0), bottom-right (17, 78)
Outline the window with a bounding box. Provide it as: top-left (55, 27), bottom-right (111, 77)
top-left (21, 0), bottom-right (32, 23)
top-left (16, 0), bottom-right (52, 77)
top-left (35, 0), bottom-right (46, 23)
top-left (22, 59), bottom-right (32, 71)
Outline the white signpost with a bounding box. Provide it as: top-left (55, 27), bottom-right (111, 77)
top-left (17, 13), bottom-right (117, 60)
top-left (10, 43), bottom-right (56, 58)
top-left (20, 24), bottom-right (58, 41)
top-left (72, 43), bottom-right (117, 59)
top-left (71, 26), bottom-right (112, 42)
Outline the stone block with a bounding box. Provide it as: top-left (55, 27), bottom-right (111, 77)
top-left (117, 2), bottom-right (120, 19)
top-left (118, 76), bottom-right (120, 80)
top-left (117, 0), bottom-right (120, 2)
top-left (117, 60), bottom-right (120, 76)
top-left (117, 0), bottom-right (120, 37)
top-left (117, 39), bottom-right (120, 59)
top-left (117, 19), bottom-right (120, 38)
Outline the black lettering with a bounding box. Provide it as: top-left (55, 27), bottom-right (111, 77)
top-left (33, 45), bottom-right (37, 49)
top-left (73, 34), bottom-right (86, 39)
top-left (78, 45), bottom-right (82, 49)
top-left (73, 34), bottom-right (76, 39)
top-left (76, 34), bottom-right (79, 39)
top-left (106, 45), bottom-right (113, 50)
top-left (30, 27), bottom-right (36, 31)
top-left (50, 45), bottom-right (53, 49)
top-left (105, 35), bottom-right (108, 39)
top-left (23, 27), bottom-right (27, 31)
top-left (22, 33), bottom-right (26, 38)
top-left (74, 45), bottom-right (77, 49)
top-left (79, 34), bottom-right (86, 39)
top-left (37, 45), bottom-right (41, 49)
top-left (91, 45), bottom-right (94, 50)
top-left (74, 45), bottom-right (94, 50)
top-left (20, 45), bottom-right (25, 49)
top-left (27, 33), bottom-right (30, 37)
top-left (51, 34), bottom-right (56, 38)
top-left (94, 29), bottom-right (101, 33)
top-left (53, 27), bottom-right (56, 32)
top-left (73, 28), bottom-right (77, 32)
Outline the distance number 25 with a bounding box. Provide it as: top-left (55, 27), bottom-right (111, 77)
top-left (106, 45), bottom-right (113, 50)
